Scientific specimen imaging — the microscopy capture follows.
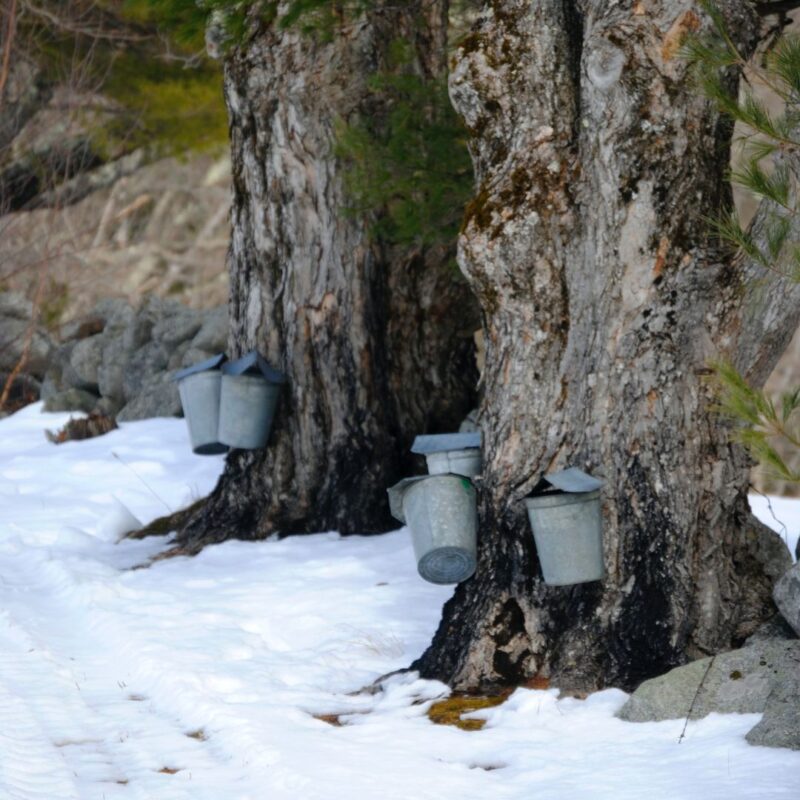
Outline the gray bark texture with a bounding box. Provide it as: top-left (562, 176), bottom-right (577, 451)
top-left (413, 0), bottom-right (800, 692)
top-left (173, 2), bottom-right (479, 552)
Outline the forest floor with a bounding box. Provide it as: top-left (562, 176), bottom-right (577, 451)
top-left (0, 403), bottom-right (798, 800)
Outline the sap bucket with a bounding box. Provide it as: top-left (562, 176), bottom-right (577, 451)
top-left (174, 353), bottom-right (228, 455)
top-left (523, 467), bottom-right (605, 586)
top-left (411, 432), bottom-right (481, 478)
top-left (218, 350), bottom-right (287, 450)
top-left (387, 475), bottom-right (477, 585)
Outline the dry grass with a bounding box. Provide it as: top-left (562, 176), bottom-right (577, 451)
top-left (45, 412), bottom-right (117, 444)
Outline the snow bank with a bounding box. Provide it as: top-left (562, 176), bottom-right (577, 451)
top-left (0, 403), bottom-right (797, 799)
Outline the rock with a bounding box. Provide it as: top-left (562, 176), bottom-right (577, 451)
top-left (746, 613), bottom-right (798, 645)
top-left (152, 308), bottom-right (203, 346)
top-left (0, 291), bottom-right (33, 320)
top-left (617, 640), bottom-right (800, 750)
top-left (43, 341), bottom-right (86, 397)
top-left (58, 314), bottom-right (105, 343)
top-left (773, 563), bottom-right (800, 638)
top-left (97, 335), bottom-right (128, 400)
top-left (96, 395), bottom-right (123, 417)
top-left (167, 340), bottom-right (192, 371)
top-left (0, 292), bottom-right (53, 377)
top-left (122, 341), bottom-right (168, 401)
top-left (189, 305), bottom-right (227, 352)
top-left (746, 662), bottom-right (800, 750)
top-left (68, 335), bottom-right (104, 390)
top-left (746, 521), bottom-right (793, 583)
top-left (44, 388), bottom-right (99, 413)
top-left (117, 374), bottom-right (181, 421)
top-left (91, 298), bottom-right (134, 333)
top-left (180, 347), bottom-right (218, 369)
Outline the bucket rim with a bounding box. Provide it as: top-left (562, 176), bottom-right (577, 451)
top-left (524, 488), bottom-right (601, 509)
top-left (387, 473), bottom-right (475, 523)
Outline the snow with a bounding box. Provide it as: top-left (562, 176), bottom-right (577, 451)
top-left (748, 492), bottom-right (800, 559)
top-left (0, 402), bottom-right (798, 800)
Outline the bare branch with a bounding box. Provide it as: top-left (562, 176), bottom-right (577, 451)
top-left (0, 0), bottom-right (19, 109)
top-left (19, 0), bottom-right (149, 43)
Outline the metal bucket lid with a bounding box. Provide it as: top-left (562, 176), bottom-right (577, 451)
top-left (530, 466), bottom-right (604, 496)
top-left (173, 353), bottom-right (227, 382)
top-left (411, 432), bottom-right (481, 455)
top-left (222, 350), bottom-right (287, 384)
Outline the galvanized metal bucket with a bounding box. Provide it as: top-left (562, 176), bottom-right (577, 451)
top-left (388, 475), bottom-right (477, 585)
top-left (218, 351), bottom-right (286, 450)
top-left (411, 432), bottom-right (482, 478)
top-left (174, 354), bottom-right (228, 455)
top-left (524, 467), bottom-right (605, 586)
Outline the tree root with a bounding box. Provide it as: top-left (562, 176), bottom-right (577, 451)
top-left (124, 498), bottom-right (206, 541)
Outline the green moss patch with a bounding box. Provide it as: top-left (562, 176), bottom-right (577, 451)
top-left (427, 692), bottom-right (510, 732)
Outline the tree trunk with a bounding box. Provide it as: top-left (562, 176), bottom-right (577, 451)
top-left (173, 3), bottom-right (478, 552)
top-left (414, 0), bottom-right (800, 692)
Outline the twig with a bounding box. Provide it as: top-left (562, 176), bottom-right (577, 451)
top-left (678, 656), bottom-right (716, 743)
top-left (0, 0), bottom-right (18, 109)
top-left (111, 451), bottom-right (172, 514)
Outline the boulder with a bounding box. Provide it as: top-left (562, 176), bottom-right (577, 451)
top-left (97, 334), bottom-right (129, 400)
top-left (68, 335), bottom-right (104, 391)
top-left (117, 373), bottom-right (181, 422)
top-left (745, 613), bottom-right (798, 646)
top-left (58, 314), bottom-right (105, 343)
top-left (617, 640), bottom-right (800, 750)
top-left (122, 295), bottom-right (178, 352)
top-left (0, 292), bottom-right (33, 320)
top-left (152, 307), bottom-right (203, 346)
top-left (180, 347), bottom-right (218, 369)
top-left (44, 388), bottom-right (99, 413)
top-left (746, 664), bottom-right (800, 750)
top-left (90, 297), bottom-right (135, 333)
top-left (189, 305), bottom-right (227, 352)
top-left (96, 395), bottom-right (123, 417)
top-left (167, 340), bottom-right (192, 371)
top-left (121, 341), bottom-right (169, 401)
top-left (773, 563), bottom-right (800, 638)
top-left (0, 292), bottom-right (53, 378)
top-left (42, 341), bottom-right (85, 398)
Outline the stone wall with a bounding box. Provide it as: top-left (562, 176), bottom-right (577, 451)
top-left (1, 291), bottom-right (226, 421)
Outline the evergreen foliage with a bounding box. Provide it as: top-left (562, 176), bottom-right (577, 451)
top-left (713, 361), bottom-right (800, 483)
top-left (117, 1), bottom-right (472, 247)
top-left (336, 41), bottom-right (472, 247)
top-left (686, 3), bottom-right (800, 279)
top-left (688, 2), bottom-right (800, 486)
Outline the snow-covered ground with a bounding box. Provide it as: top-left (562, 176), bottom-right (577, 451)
top-left (0, 403), bottom-right (798, 800)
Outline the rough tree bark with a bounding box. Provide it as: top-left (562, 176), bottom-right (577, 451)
top-left (413, 0), bottom-right (800, 692)
top-left (173, 2), bottom-right (478, 552)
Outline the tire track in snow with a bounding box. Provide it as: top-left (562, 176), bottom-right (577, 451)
top-left (0, 549), bottom-right (250, 800)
